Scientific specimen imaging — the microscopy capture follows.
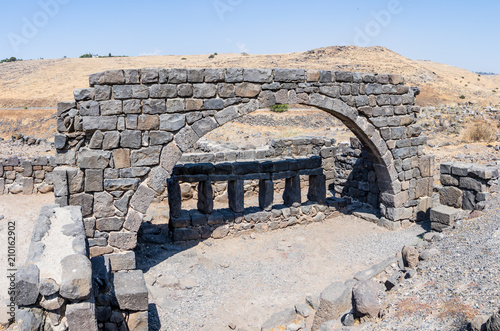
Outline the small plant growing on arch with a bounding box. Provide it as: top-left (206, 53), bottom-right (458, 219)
top-left (270, 104), bottom-right (289, 112)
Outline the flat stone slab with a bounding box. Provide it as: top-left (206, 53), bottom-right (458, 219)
top-left (430, 205), bottom-right (462, 226)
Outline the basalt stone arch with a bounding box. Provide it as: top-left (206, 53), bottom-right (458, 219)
top-left (53, 67), bottom-right (434, 326)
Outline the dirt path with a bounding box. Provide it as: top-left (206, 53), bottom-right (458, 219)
top-left (136, 214), bottom-right (427, 331)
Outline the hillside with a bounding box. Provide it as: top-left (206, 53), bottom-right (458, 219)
top-left (0, 46), bottom-right (498, 108)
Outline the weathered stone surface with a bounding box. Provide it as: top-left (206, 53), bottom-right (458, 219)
top-left (402, 245), bottom-right (419, 268)
top-left (113, 149), bottom-right (131, 169)
top-left (235, 82), bottom-right (261, 97)
top-left (69, 193), bottom-right (94, 217)
top-left (460, 176), bottom-right (485, 192)
top-left (94, 191), bottom-right (115, 218)
top-left (159, 113), bottom-right (186, 131)
top-left (106, 251), bottom-right (136, 271)
top-left (114, 270), bottom-right (148, 311)
top-left (130, 146), bottom-right (162, 167)
top-left (261, 308), bottom-right (296, 331)
top-left (109, 232), bottom-right (137, 250)
top-left (128, 311), bottom-right (149, 331)
top-left (104, 178), bottom-right (140, 191)
top-left (283, 175), bottom-right (301, 206)
top-left (308, 174), bottom-right (326, 204)
top-left (430, 205), bottom-right (461, 226)
top-left (192, 117), bottom-right (218, 137)
top-left (353, 280), bottom-right (381, 318)
top-left (244, 68), bottom-right (273, 83)
top-left (15, 264), bottom-right (40, 306)
top-left (123, 208), bottom-right (143, 232)
top-left (66, 301), bottom-right (98, 331)
top-left (197, 180), bottom-right (214, 214)
top-left (130, 185), bottom-right (156, 214)
top-left (120, 130), bottom-right (142, 149)
top-left (160, 143), bottom-right (183, 175)
top-left (485, 310), bottom-right (500, 331)
top-left (96, 217), bottom-right (124, 231)
top-left (259, 179), bottom-right (274, 211)
top-left (174, 125), bottom-right (199, 152)
top-left (38, 278), bottom-right (59, 297)
top-left (439, 186), bottom-right (462, 208)
top-left (353, 257), bottom-right (396, 282)
top-left (78, 149), bottom-right (111, 169)
top-left (85, 169), bottom-right (103, 192)
top-left (59, 254), bottom-right (92, 300)
top-left (137, 114), bottom-right (159, 130)
top-left (228, 180), bottom-right (244, 213)
top-left (313, 281), bottom-right (355, 330)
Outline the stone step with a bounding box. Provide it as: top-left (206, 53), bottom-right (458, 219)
top-left (430, 204), bottom-right (462, 231)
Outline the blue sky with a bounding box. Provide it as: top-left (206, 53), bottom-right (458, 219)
top-left (0, 0), bottom-right (499, 73)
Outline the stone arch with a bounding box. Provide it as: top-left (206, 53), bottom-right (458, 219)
top-left (54, 66), bottom-right (434, 260)
top-left (53, 67), bottom-right (435, 329)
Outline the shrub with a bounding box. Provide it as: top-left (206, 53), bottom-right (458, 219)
top-left (270, 104), bottom-right (289, 112)
top-left (208, 54), bottom-right (215, 59)
top-left (0, 57), bottom-right (22, 63)
top-left (459, 95), bottom-right (466, 99)
top-left (241, 52), bottom-right (249, 56)
top-left (79, 53), bottom-right (94, 58)
top-left (463, 119), bottom-right (496, 142)
top-left (181, 57), bottom-right (187, 60)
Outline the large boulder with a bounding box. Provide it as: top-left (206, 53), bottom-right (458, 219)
top-left (352, 280), bottom-right (381, 318)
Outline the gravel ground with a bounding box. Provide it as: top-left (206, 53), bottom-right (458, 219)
top-left (135, 213), bottom-right (426, 331)
top-left (362, 194), bottom-right (500, 331)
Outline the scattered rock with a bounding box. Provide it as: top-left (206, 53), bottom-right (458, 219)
top-left (295, 303), bottom-right (312, 317)
top-left (261, 308), bottom-right (297, 331)
top-left (402, 246), bottom-right (419, 269)
top-left (352, 280), bottom-right (381, 318)
top-left (470, 315), bottom-right (489, 331)
top-left (486, 310), bottom-right (500, 331)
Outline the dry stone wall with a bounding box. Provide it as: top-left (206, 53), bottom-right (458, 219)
top-left (0, 156), bottom-right (55, 194)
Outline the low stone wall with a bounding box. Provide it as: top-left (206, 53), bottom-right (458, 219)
top-left (0, 156), bottom-right (55, 194)
top-left (176, 136), bottom-right (380, 209)
top-left (15, 205), bottom-right (97, 330)
top-left (15, 204), bottom-right (148, 331)
top-left (430, 162), bottom-right (500, 231)
top-left (439, 162), bottom-right (499, 210)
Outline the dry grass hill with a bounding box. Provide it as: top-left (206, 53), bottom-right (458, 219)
top-left (1, 46), bottom-right (499, 109)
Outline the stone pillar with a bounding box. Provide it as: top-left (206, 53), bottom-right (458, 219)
top-left (228, 180), bottom-right (244, 213)
top-left (197, 180), bottom-right (214, 214)
top-left (259, 179), bottom-right (274, 211)
top-left (283, 175), bottom-right (301, 206)
top-left (308, 174), bottom-right (326, 204)
top-left (167, 178), bottom-right (182, 218)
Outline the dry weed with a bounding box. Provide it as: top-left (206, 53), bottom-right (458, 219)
top-left (462, 119), bottom-right (497, 142)
top-left (437, 298), bottom-right (479, 321)
top-left (394, 296), bottom-right (433, 318)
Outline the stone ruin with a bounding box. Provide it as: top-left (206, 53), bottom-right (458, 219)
top-left (430, 162), bottom-right (500, 231)
top-left (16, 67), bottom-right (439, 330)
